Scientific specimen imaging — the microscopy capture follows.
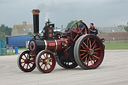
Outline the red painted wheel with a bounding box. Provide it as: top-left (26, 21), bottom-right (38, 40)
top-left (74, 34), bottom-right (104, 69)
top-left (70, 21), bottom-right (89, 42)
top-left (17, 50), bottom-right (36, 72)
top-left (36, 50), bottom-right (56, 73)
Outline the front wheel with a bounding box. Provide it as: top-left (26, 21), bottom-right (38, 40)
top-left (74, 34), bottom-right (104, 69)
top-left (36, 50), bottom-right (56, 73)
top-left (17, 50), bottom-right (36, 72)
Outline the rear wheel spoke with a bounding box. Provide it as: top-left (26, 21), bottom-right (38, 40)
top-left (87, 38), bottom-right (89, 46)
top-left (72, 30), bottom-right (78, 34)
top-left (94, 48), bottom-right (101, 51)
top-left (87, 57), bottom-right (90, 66)
top-left (91, 40), bottom-right (96, 48)
top-left (81, 54), bottom-right (88, 60)
top-left (83, 42), bottom-right (89, 49)
top-left (80, 50), bottom-right (87, 52)
top-left (93, 44), bottom-right (97, 49)
top-left (89, 57), bottom-right (93, 65)
top-left (92, 55), bottom-right (100, 60)
top-left (73, 34), bottom-right (79, 41)
top-left (80, 53), bottom-right (85, 57)
top-left (89, 40), bottom-right (92, 48)
top-left (93, 52), bottom-right (98, 55)
top-left (81, 44), bottom-right (86, 49)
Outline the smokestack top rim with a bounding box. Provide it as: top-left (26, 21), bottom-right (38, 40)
top-left (32, 9), bottom-right (40, 15)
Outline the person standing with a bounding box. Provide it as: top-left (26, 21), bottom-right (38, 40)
top-left (89, 23), bottom-right (98, 35)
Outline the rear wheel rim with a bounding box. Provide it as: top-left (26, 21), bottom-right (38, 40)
top-left (79, 35), bottom-right (104, 68)
top-left (18, 51), bottom-right (36, 72)
top-left (37, 51), bottom-right (55, 73)
top-left (70, 21), bottom-right (89, 42)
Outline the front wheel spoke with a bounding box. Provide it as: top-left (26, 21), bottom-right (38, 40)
top-left (45, 65), bottom-right (48, 70)
top-left (44, 54), bottom-right (47, 59)
top-left (24, 54), bottom-right (28, 59)
top-left (28, 64), bottom-right (31, 68)
top-left (40, 57), bottom-right (44, 60)
top-left (29, 60), bottom-right (35, 63)
top-left (43, 64), bottom-right (47, 69)
top-left (48, 63), bottom-right (51, 66)
top-left (39, 59), bottom-right (44, 63)
top-left (21, 58), bottom-right (25, 60)
top-left (23, 63), bottom-right (26, 67)
top-left (40, 63), bottom-right (44, 67)
top-left (21, 61), bottom-right (25, 63)
top-left (31, 62), bottom-right (34, 64)
top-left (26, 64), bottom-right (29, 69)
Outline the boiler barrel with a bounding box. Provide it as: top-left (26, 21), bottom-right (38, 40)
top-left (29, 39), bottom-right (45, 53)
top-left (29, 38), bottom-right (69, 53)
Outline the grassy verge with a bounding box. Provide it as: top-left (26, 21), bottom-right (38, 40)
top-left (104, 42), bottom-right (128, 50)
top-left (0, 53), bottom-right (19, 56)
top-left (18, 48), bottom-right (28, 50)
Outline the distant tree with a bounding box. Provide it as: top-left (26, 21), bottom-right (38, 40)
top-left (66, 20), bottom-right (78, 29)
top-left (0, 32), bottom-right (5, 40)
top-left (0, 24), bottom-right (12, 40)
top-left (118, 25), bottom-right (128, 32)
top-left (27, 32), bottom-right (32, 35)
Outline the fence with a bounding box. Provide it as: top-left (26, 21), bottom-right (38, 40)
top-left (103, 36), bottom-right (128, 43)
top-left (0, 40), bottom-right (7, 55)
top-left (98, 32), bottom-right (128, 43)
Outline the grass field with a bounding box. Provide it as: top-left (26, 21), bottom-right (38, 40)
top-left (104, 42), bottom-right (128, 50)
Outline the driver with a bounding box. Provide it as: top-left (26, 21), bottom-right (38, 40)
top-left (79, 20), bottom-right (85, 33)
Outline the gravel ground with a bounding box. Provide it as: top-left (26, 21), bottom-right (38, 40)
top-left (0, 50), bottom-right (128, 85)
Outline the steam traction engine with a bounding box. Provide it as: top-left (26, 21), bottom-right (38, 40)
top-left (17, 9), bottom-right (105, 73)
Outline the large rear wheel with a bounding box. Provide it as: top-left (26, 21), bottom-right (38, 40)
top-left (74, 34), bottom-right (104, 69)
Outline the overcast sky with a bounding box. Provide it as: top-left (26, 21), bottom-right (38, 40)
top-left (0, 0), bottom-right (128, 29)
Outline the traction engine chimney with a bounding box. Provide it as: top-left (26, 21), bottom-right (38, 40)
top-left (32, 9), bottom-right (40, 34)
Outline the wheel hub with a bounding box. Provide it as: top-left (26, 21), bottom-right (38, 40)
top-left (24, 59), bottom-right (29, 64)
top-left (45, 59), bottom-right (50, 64)
top-left (89, 49), bottom-right (94, 55)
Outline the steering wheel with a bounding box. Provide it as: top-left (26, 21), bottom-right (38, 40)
top-left (69, 20), bottom-right (89, 42)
